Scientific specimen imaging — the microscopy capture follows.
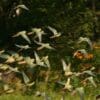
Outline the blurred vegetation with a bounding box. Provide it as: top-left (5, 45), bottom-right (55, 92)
top-left (0, 0), bottom-right (100, 99)
top-left (0, 0), bottom-right (100, 44)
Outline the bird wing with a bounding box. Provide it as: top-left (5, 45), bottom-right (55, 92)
top-left (87, 77), bottom-right (97, 87)
top-left (76, 87), bottom-right (85, 100)
top-left (34, 51), bottom-right (41, 63)
top-left (83, 70), bottom-right (95, 76)
top-left (22, 71), bottom-right (30, 84)
top-left (15, 4), bottom-right (29, 10)
top-left (61, 59), bottom-right (71, 72)
top-left (48, 26), bottom-right (57, 35)
top-left (21, 33), bottom-right (31, 44)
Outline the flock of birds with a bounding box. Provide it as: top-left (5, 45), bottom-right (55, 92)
top-left (0, 25), bottom-right (97, 100)
top-left (12, 26), bottom-right (61, 51)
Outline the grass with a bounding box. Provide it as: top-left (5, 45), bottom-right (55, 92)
top-left (0, 82), bottom-right (99, 100)
top-left (0, 91), bottom-right (98, 100)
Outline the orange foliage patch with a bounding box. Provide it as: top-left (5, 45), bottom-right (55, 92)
top-left (74, 51), bottom-right (93, 60)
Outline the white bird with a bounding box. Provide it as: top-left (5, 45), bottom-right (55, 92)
top-left (5, 56), bottom-right (15, 63)
top-left (57, 78), bottom-right (73, 91)
top-left (0, 50), bottom-right (5, 55)
top-left (0, 54), bottom-right (10, 59)
top-left (64, 78), bottom-right (73, 91)
top-left (82, 70), bottom-right (95, 77)
top-left (12, 31), bottom-right (31, 44)
top-left (34, 51), bottom-right (45, 67)
top-left (47, 26), bottom-right (61, 38)
top-left (0, 64), bottom-right (11, 70)
top-left (13, 5), bottom-right (29, 17)
top-left (34, 40), bottom-right (55, 50)
top-left (41, 92), bottom-right (51, 100)
top-left (0, 64), bottom-right (20, 73)
top-left (75, 87), bottom-right (85, 100)
top-left (74, 70), bottom-right (95, 77)
top-left (14, 4), bottom-right (29, 10)
top-left (24, 57), bottom-right (36, 68)
top-left (0, 54), bottom-right (15, 63)
top-left (15, 44), bottom-right (31, 50)
top-left (61, 59), bottom-right (73, 76)
top-left (8, 66), bottom-right (20, 73)
top-left (78, 37), bottom-right (93, 50)
top-left (42, 56), bottom-right (51, 68)
top-left (7, 51), bottom-right (23, 61)
top-left (31, 28), bottom-right (46, 42)
top-left (87, 76), bottom-right (97, 87)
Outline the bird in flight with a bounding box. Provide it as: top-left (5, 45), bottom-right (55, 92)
top-left (34, 40), bottom-right (55, 50)
top-left (12, 31), bottom-right (31, 44)
top-left (34, 51), bottom-right (45, 67)
top-left (78, 37), bottom-right (93, 50)
top-left (30, 28), bottom-right (46, 42)
top-left (47, 26), bottom-right (61, 38)
top-left (61, 59), bottom-right (73, 76)
top-left (14, 4), bottom-right (29, 11)
top-left (15, 44), bottom-right (31, 51)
